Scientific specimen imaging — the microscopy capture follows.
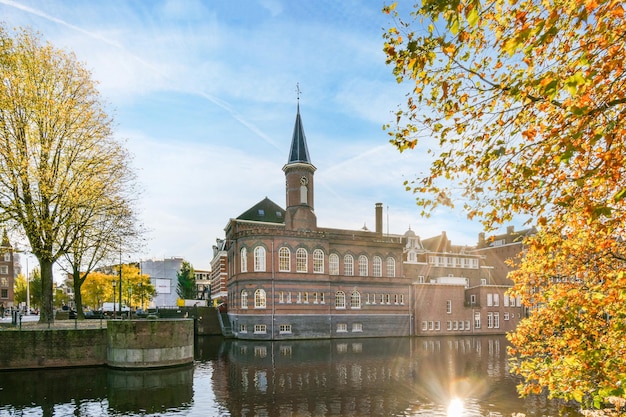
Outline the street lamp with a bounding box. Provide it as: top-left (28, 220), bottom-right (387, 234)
top-left (112, 280), bottom-right (117, 319)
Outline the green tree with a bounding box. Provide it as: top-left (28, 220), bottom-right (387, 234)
top-left (0, 26), bottom-right (138, 323)
top-left (13, 274), bottom-right (26, 305)
top-left (176, 261), bottom-right (195, 300)
top-left (383, 0), bottom-right (626, 409)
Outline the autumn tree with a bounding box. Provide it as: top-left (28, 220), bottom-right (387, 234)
top-left (0, 26), bottom-right (138, 323)
top-left (176, 261), bottom-right (196, 300)
top-left (383, 0), bottom-right (626, 409)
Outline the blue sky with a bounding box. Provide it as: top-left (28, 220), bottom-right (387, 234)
top-left (1, 0), bottom-right (493, 271)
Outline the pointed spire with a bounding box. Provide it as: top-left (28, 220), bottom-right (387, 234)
top-left (287, 86), bottom-right (311, 165)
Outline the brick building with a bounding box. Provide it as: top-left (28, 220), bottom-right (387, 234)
top-left (212, 105), bottom-right (527, 340)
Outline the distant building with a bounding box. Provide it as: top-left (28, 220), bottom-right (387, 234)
top-left (210, 104), bottom-right (528, 340)
top-left (194, 269), bottom-right (211, 301)
top-left (0, 231), bottom-right (15, 310)
top-left (141, 257), bottom-right (185, 307)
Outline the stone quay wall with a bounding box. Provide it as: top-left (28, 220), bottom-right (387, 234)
top-left (0, 319), bottom-right (194, 370)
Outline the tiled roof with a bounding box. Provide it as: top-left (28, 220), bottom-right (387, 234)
top-left (287, 104), bottom-right (311, 164)
top-left (236, 197), bottom-right (286, 223)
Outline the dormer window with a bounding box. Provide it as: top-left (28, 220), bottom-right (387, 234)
top-left (258, 209), bottom-right (265, 216)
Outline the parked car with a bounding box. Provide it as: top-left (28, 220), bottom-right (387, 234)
top-left (84, 309), bottom-right (103, 319)
top-left (135, 308), bottom-right (159, 319)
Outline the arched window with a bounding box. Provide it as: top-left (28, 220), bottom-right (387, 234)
top-left (329, 254), bottom-right (339, 275)
top-left (254, 289), bottom-right (266, 308)
top-left (335, 291), bottom-right (346, 309)
top-left (254, 246), bottom-right (266, 272)
top-left (241, 290), bottom-right (248, 309)
top-left (279, 247), bottom-right (290, 272)
top-left (373, 256), bottom-right (382, 277)
top-left (296, 248), bottom-right (307, 272)
top-left (351, 291), bottom-right (361, 309)
top-left (386, 257), bottom-right (396, 277)
top-left (240, 247), bottom-right (247, 273)
top-left (358, 255), bottom-right (368, 277)
top-left (344, 254), bottom-right (354, 276)
top-left (313, 249), bottom-right (324, 273)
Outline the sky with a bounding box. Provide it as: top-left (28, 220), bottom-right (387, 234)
top-left (0, 0), bottom-right (501, 272)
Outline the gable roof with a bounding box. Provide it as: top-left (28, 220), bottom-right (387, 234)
top-left (236, 197), bottom-right (286, 224)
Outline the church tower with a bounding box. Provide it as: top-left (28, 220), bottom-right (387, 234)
top-left (283, 102), bottom-right (317, 230)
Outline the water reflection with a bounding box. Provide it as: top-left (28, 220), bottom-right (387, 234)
top-left (0, 336), bottom-right (582, 417)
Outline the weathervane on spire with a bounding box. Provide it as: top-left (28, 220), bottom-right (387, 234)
top-left (296, 82), bottom-right (301, 103)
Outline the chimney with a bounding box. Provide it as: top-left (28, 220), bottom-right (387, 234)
top-left (507, 226), bottom-right (514, 235)
top-left (375, 203), bottom-right (383, 235)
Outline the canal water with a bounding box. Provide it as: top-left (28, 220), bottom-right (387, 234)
top-left (0, 335), bottom-right (583, 416)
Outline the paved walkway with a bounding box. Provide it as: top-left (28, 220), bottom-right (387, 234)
top-left (0, 315), bottom-right (108, 330)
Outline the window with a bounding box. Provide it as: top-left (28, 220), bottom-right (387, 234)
top-left (0, 266), bottom-right (7, 275)
top-left (335, 291), bottom-right (346, 309)
top-left (422, 321), bottom-right (428, 331)
top-left (474, 312), bottom-right (481, 329)
top-left (240, 247), bottom-right (247, 272)
top-left (319, 292), bottom-right (325, 304)
top-left (344, 255), bottom-right (354, 276)
top-left (279, 291), bottom-right (284, 303)
top-left (303, 292), bottom-right (309, 303)
top-left (296, 292), bottom-right (302, 303)
top-left (279, 247), bottom-right (290, 272)
top-left (386, 257), bottom-right (396, 277)
top-left (373, 256), bottom-right (382, 277)
top-left (487, 312), bottom-right (494, 328)
top-left (254, 289), bottom-right (266, 308)
top-left (470, 294), bottom-right (476, 305)
top-left (487, 293), bottom-right (493, 307)
top-left (241, 290), bottom-right (248, 309)
top-left (352, 323), bottom-right (363, 332)
top-left (279, 324), bottom-right (292, 334)
top-left (459, 321), bottom-right (464, 330)
top-left (504, 294), bottom-right (510, 307)
top-left (329, 254), bottom-right (339, 275)
top-left (358, 255), bottom-right (368, 276)
top-left (494, 313), bottom-right (500, 328)
top-left (399, 294), bottom-right (404, 304)
top-left (447, 321), bottom-right (452, 330)
top-left (446, 300), bottom-right (452, 314)
top-left (351, 291), bottom-right (361, 309)
top-left (429, 321), bottom-right (434, 330)
top-left (337, 323), bottom-right (348, 332)
top-left (1, 289), bottom-right (7, 298)
top-left (385, 294), bottom-right (391, 304)
top-left (504, 312), bottom-right (510, 321)
top-left (418, 275), bottom-right (425, 283)
top-left (239, 324), bottom-right (247, 333)
top-left (3, 253), bottom-right (9, 261)
top-left (435, 321), bottom-right (440, 331)
top-left (296, 248), bottom-right (307, 272)
top-left (254, 324), bottom-right (267, 334)
top-left (465, 320), bottom-right (470, 330)
top-left (313, 249), bottom-right (324, 273)
top-left (493, 293), bottom-right (500, 307)
top-left (254, 246), bottom-right (266, 272)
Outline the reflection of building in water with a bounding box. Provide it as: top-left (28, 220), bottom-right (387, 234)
top-left (212, 104), bottom-right (530, 340)
top-left (209, 336), bottom-right (535, 417)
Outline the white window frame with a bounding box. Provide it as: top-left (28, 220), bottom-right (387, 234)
top-left (254, 246), bottom-right (266, 272)
top-left (296, 248), bottom-right (307, 273)
top-left (335, 291), bottom-right (346, 309)
top-left (358, 255), bottom-right (368, 277)
top-left (278, 247), bottom-right (290, 272)
top-left (313, 249), bottom-right (324, 273)
top-left (241, 290), bottom-right (248, 309)
top-left (254, 289), bottom-right (266, 309)
top-left (329, 253), bottom-right (339, 275)
top-left (373, 256), bottom-right (382, 277)
top-left (350, 291), bottom-right (361, 309)
top-left (240, 247), bottom-right (247, 273)
top-left (344, 255), bottom-right (354, 276)
top-left (386, 257), bottom-right (396, 277)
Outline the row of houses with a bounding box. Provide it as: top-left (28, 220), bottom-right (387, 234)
top-left (209, 104), bottom-right (534, 340)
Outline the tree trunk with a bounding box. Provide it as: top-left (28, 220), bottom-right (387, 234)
top-left (39, 258), bottom-right (54, 323)
top-left (73, 269), bottom-right (85, 320)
